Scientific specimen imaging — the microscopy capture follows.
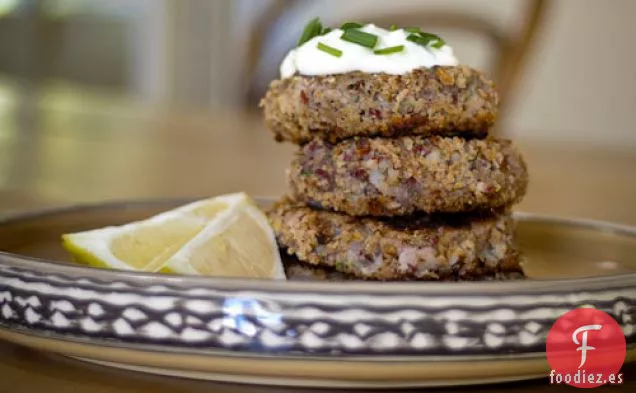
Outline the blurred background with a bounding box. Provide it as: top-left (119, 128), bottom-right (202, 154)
top-left (2, 0), bottom-right (634, 143)
top-left (0, 0), bottom-right (635, 223)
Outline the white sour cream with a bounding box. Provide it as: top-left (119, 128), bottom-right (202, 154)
top-left (280, 24), bottom-right (458, 78)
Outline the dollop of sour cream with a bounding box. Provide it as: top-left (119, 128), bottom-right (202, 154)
top-left (280, 24), bottom-right (458, 78)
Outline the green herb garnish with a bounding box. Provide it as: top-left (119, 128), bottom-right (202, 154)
top-left (406, 34), bottom-right (430, 46)
top-left (407, 32), bottom-right (445, 49)
top-left (393, 25), bottom-right (447, 48)
top-left (340, 22), bottom-right (363, 30)
top-left (373, 45), bottom-right (404, 55)
top-left (340, 28), bottom-right (378, 48)
top-left (297, 18), bottom-right (447, 52)
top-left (317, 42), bottom-right (343, 57)
top-left (298, 17), bottom-right (324, 46)
top-left (419, 31), bottom-right (445, 48)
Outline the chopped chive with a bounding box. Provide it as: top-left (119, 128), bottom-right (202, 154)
top-left (389, 24), bottom-right (398, 31)
top-left (373, 45), bottom-right (404, 55)
top-left (407, 33), bottom-right (432, 46)
top-left (420, 32), bottom-right (446, 48)
top-left (340, 22), bottom-right (363, 30)
top-left (405, 27), bottom-right (421, 34)
top-left (321, 27), bottom-right (332, 35)
top-left (340, 28), bottom-right (378, 48)
top-left (317, 42), bottom-right (343, 57)
top-left (419, 31), bottom-right (445, 44)
top-left (298, 17), bottom-right (323, 46)
top-left (407, 33), bottom-right (446, 49)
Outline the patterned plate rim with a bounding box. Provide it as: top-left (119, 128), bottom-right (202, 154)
top-left (11, 326), bottom-right (632, 363)
top-left (0, 197), bottom-right (635, 294)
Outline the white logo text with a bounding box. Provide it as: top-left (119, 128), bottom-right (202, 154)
top-left (572, 324), bottom-right (602, 368)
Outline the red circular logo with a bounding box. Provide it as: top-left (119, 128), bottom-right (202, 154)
top-left (546, 307), bottom-right (626, 388)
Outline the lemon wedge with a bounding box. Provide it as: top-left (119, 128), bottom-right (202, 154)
top-left (62, 193), bottom-right (285, 279)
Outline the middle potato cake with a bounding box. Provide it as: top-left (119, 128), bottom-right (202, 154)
top-left (288, 135), bottom-right (528, 217)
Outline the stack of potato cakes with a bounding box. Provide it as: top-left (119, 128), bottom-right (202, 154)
top-left (260, 65), bottom-right (529, 281)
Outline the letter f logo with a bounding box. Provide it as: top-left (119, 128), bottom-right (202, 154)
top-left (572, 324), bottom-right (602, 368)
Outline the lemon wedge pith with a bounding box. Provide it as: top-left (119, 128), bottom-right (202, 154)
top-left (159, 201), bottom-right (284, 278)
top-left (62, 193), bottom-right (285, 279)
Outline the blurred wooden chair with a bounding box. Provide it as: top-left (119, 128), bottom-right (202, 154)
top-left (244, 0), bottom-right (550, 125)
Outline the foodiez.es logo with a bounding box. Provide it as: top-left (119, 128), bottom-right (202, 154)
top-left (573, 324), bottom-right (602, 368)
top-left (546, 307), bottom-right (626, 388)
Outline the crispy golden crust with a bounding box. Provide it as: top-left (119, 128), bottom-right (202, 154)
top-left (288, 136), bottom-right (528, 216)
top-left (268, 198), bottom-right (525, 281)
top-left (259, 66), bottom-right (498, 145)
top-left (283, 254), bottom-right (353, 281)
top-left (283, 255), bottom-right (525, 282)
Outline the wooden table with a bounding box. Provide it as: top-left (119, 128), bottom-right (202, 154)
top-left (0, 99), bottom-right (635, 391)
